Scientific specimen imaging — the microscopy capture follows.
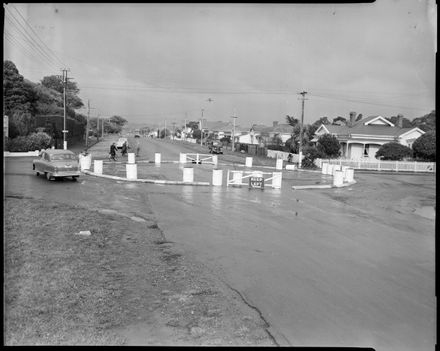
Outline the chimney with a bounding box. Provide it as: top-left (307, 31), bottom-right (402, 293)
top-left (349, 112), bottom-right (356, 127)
top-left (397, 114), bottom-right (403, 128)
top-left (273, 121), bottom-right (279, 127)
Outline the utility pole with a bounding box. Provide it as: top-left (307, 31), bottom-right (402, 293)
top-left (61, 69), bottom-right (70, 150)
top-left (200, 109), bottom-right (204, 145)
top-left (86, 100), bottom-right (90, 148)
top-left (164, 120), bottom-right (167, 139)
top-left (231, 112), bottom-right (238, 152)
top-left (298, 91), bottom-right (308, 168)
top-left (97, 115), bottom-right (100, 142)
top-left (184, 112), bottom-right (187, 141)
top-left (172, 122), bottom-right (176, 140)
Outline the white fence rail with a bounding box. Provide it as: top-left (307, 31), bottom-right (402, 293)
top-left (316, 158), bottom-right (435, 173)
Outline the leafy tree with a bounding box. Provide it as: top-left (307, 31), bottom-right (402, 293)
top-left (160, 128), bottom-right (170, 138)
top-left (41, 75), bottom-right (84, 110)
top-left (311, 116), bottom-right (331, 127)
top-left (109, 115), bottom-right (128, 127)
top-left (375, 142), bottom-right (413, 160)
top-left (411, 110), bottom-right (436, 132)
top-left (9, 111), bottom-right (34, 137)
top-left (192, 129), bottom-right (201, 140)
top-left (285, 115), bottom-right (299, 127)
top-left (412, 132), bottom-right (436, 161)
top-left (187, 121), bottom-right (199, 130)
top-left (332, 116), bottom-right (347, 125)
top-left (316, 134), bottom-right (341, 158)
top-left (3, 60), bottom-right (30, 115)
top-left (386, 115), bottom-right (412, 128)
top-left (301, 146), bottom-right (324, 169)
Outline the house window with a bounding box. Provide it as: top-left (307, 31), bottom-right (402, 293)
top-left (363, 144), bottom-right (369, 157)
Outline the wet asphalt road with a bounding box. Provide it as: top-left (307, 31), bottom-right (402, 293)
top-left (4, 138), bottom-right (436, 350)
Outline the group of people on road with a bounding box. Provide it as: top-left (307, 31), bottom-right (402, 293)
top-left (109, 140), bottom-right (141, 161)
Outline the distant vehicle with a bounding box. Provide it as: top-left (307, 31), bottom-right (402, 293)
top-left (134, 129), bottom-right (141, 138)
top-left (33, 149), bottom-right (80, 181)
top-left (208, 140), bottom-right (223, 154)
top-left (116, 137), bottom-right (128, 149)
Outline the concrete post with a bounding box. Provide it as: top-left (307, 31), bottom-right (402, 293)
top-left (128, 153), bottom-right (135, 164)
top-left (155, 153), bottom-right (161, 164)
top-left (212, 169), bottom-right (223, 186)
top-left (276, 158), bottom-right (283, 170)
top-left (94, 160), bottom-right (103, 175)
top-left (322, 163), bottom-right (328, 175)
top-left (232, 170), bottom-right (243, 186)
top-left (245, 157), bottom-right (253, 167)
top-left (344, 168), bottom-right (354, 182)
top-left (179, 153), bottom-right (186, 163)
top-left (333, 170), bottom-right (344, 187)
top-left (126, 163), bottom-right (137, 180)
top-left (212, 155), bottom-right (218, 166)
top-left (183, 167), bottom-right (194, 182)
top-left (272, 172), bottom-right (282, 189)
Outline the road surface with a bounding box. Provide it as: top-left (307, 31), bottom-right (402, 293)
top-left (4, 138), bottom-right (436, 350)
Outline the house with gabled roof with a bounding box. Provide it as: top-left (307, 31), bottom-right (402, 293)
top-left (312, 112), bottom-right (425, 160)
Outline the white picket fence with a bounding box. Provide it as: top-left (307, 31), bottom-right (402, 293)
top-left (316, 158), bottom-right (436, 173)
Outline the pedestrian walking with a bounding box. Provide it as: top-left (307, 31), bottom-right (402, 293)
top-left (135, 140), bottom-right (140, 157)
top-left (121, 141), bottom-right (127, 157)
top-left (109, 142), bottom-right (117, 161)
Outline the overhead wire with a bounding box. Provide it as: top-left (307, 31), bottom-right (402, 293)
top-left (4, 15), bottom-right (61, 72)
top-left (9, 3), bottom-right (66, 68)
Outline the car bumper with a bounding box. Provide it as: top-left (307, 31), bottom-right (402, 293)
top-left (53, 171), bottom-right (80, 177)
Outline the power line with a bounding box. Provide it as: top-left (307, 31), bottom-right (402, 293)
top-left (9, 3), bottom-right (66, 68)
top-left (4, 5), bottom-right (65, 72)
top-left (4, 15), bottom-right (60, 72)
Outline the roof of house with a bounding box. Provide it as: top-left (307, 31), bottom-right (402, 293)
top-left (318, 116), bottom-right (420, 137)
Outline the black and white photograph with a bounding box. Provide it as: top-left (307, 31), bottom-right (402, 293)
top-left (3, 2), bottom-right (436, 349)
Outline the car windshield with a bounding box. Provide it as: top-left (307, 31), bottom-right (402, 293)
top-left (50, 154), bottom-right (76, 161)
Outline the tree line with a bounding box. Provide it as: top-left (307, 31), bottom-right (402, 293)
top-left (3, 60), bottom-right (128, 149)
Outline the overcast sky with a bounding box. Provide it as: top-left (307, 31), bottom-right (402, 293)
top-left (4, 2), bottom-right (436, 128)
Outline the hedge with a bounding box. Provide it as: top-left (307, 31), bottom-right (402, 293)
top-left (6, 132), bottom-right (52, 152)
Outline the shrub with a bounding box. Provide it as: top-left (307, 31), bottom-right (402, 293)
top-left (6, 132), bottom-right (52, 152)
top-left (375, 142), bottom-right (413, 161)
top-left (301, 146), bottom-right (324, 169)
top-left (316, 134), bottom-right (341, 158)
top-left (412, 132), bottom-right (436, 161)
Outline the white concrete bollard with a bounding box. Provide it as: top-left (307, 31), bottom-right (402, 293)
top-left (126, 163), bottom-right (137, 180)
top-left (286, 164), bottom-right (296, 171)
top-left (327, 164), bottom-right (334, 175)
top-left (212, 169), bottom-right (223, 186)
top-left (94, 160), bottom-right (103, 174)
top-left (245, 157), bottom-right (253, 167)
top-left (179, 153), bottom-right (186, 163)
top-left (232, 171), bottom-right (243, 186)
top-left (344, 168), bottom-right (354, 182)
top-left (322, 163), bottom-right (328, 175)
top-left (341, 166), bottom-right (349, 179)
top-left (80, 154), bottom-right (92, 170)
top-left (128, 153), bottom-right (135, 164)
top-left (212, 155), bottom-right (218, 166)
top-left (183, 167), bottom-right (194, 182)
top-left (333, 170), bottom-right (344, 187)
top-left (332, 164), bottom-right (341, 176)
top-left (155, 153), bottom-right (161, 164)
top-left (272, 172), bottom-right (282, 189)
top-left (276, 158), bottom-right (283, 170)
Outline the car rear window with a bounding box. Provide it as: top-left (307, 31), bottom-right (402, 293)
top-left (50, 154), bottom-right (76, 161)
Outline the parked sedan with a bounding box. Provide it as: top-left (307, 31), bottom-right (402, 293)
top-left (33, 149), bottom-right (80, 181)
